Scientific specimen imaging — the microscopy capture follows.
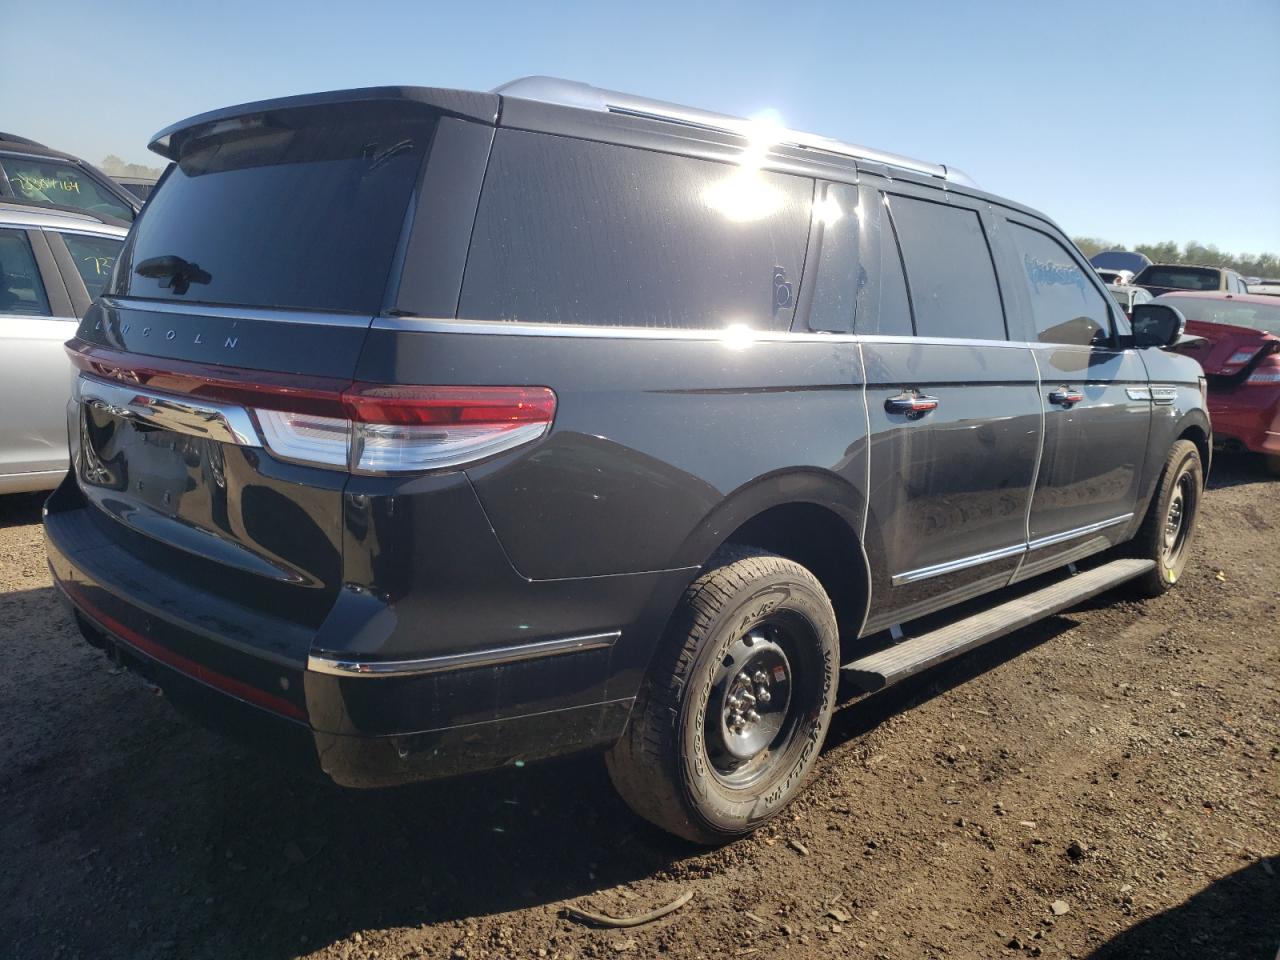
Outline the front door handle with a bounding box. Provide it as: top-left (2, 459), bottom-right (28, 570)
top-left (1049, 387), bottom-right (1085, 407)
top-left (885, 390), bottom-right (939, 419)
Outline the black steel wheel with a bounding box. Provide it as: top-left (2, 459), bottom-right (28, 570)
top-left (606, 546), bottom-right (839, 844)
top-left (1128, 439), bottom-right (1203, 597)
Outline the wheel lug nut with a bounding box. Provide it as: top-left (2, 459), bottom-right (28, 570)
top-left (756, 688), bottom-right (771, 704)
top-left (753, 669), bottom-right (768, 685)
top-left (745, 709), bottom-right (760, 723)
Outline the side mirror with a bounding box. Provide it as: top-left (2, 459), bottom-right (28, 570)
top-left (1131, 303), bottom-right (1186, 349)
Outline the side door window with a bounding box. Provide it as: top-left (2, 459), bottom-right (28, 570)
top-left (1005, 222), bottom-right (1114, 346)
top-left (58, 232), bottom-right (123, 301)
top-left (1, 156), bottom-right (135, 221)
top-left (0, 228), bottom-right (52, 316)
top-left (884, 193), bottom-right (1007, 341)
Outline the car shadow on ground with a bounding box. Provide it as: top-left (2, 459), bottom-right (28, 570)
top-left (0, 575), bottom-right (690, 959)
top-left (1206, 451), bottom-right (1274, 490)
top-left (4, 579), bottom-right (1090, 960)
top-left (826, 614), bottom-right (1075, 751)
top-left (1085, 858), bottom-right (1280, 959)
top-left (0, 491), bottom-right (45, 528)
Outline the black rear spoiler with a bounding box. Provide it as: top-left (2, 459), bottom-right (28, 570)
top-left (148, 86), bottom-right (500, 160)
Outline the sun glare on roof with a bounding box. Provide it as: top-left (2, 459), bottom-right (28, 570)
top-left (702, 115), bottom-right (786, 223)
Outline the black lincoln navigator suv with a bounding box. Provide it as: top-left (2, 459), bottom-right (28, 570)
top-left (45, 78), bottom-right (1209, 844)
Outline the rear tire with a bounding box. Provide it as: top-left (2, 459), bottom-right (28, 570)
top-left (606, 546), bottom-right (839, 844)
top-left (1266, 454), bottom-right (1280, 478)
top-left (1127, 439), bottom-right (1203, 597)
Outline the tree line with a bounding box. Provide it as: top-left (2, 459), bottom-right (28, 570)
top-left (99, 155), bottom-right (164, 180)
top-left (1072, 237), bottom-right (1280, 280)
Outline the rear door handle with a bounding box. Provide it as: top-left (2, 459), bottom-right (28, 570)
top-left (1048, 387), bottom-right (1085, 407)
top-left (885, 390), bottom-right (939, 419)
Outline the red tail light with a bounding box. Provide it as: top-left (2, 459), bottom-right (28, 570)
top-left (67, 341), bottom-right (556, 473)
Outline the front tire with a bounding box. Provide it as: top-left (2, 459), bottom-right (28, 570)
top-left (1128, 439), bottom-right (1203, 597)
top-left (606, 546), bottom-right (839, 844)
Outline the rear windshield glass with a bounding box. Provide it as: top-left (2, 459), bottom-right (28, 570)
top-left (1160, 296), bottom-right (1280, 335)
top-left (1135, 266), bottom-right (1221, 290)
top-left (117, 103), bottom-right (435, 313)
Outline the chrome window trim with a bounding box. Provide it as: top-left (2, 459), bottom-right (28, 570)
top-left (373, 315), bottom-right (857, 342)
top-left (44, 226), bottom-right (129, 241)
top-left (100, 297), bottom-right (374, 329)
top-left (306, 630), bottom-right (621, 678)
top-left (75, 373), bottom-right (262, 447)
top-left (372, 314), bottom-right (1041, 349)
top-left (892, 513), bottom-right (1135, 587)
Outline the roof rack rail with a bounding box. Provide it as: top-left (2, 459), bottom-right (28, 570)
top-left (493, 76), bottom-right (976, 188)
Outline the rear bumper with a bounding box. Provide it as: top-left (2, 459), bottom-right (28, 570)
top-left (1209, 388), bottom-right (1280, 456)
top-left (44, 475), bottom-right (659, 787)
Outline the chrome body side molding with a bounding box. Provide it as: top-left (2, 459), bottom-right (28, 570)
top-left (307, 630), bottom-right (621, 678)
top-left (891, 543), bottom-right (1027, 587)
top-left (1026, 513), bottom-right (1134, 552)
top-left (891, 513), bottom-right (1135, 587)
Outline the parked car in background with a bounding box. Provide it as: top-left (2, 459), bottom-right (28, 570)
top-left (0, 203), bottom-right (126, 493)
top-left (44, 79), bottom-right (1209, 844)
top-left (1134, 263), bottom-right (1249, 297)
top-left (1108, 282), bottom-right (1153, 318)
top-left (1247, 278), bottom-right (1280, 297)
top-left (1090, 250), bottom-right (1151, 275)
top-left (1166, 291), bottom-right (1280, 475)
top-left (0, 134), bottom-right (140, 223)
top-left (113, 176), bottom-right (159, 203)
top-left (1096, 268), bottom-right (1134, 285)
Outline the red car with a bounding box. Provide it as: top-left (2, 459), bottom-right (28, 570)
top-left (1164, 291), bottom-right (1280, 474)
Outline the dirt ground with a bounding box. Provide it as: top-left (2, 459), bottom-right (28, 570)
top-left (1, 457), bottom-right (1277, 960)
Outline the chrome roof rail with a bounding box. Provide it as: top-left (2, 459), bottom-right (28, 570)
top-left (494, 76), bottom-right (977, 188)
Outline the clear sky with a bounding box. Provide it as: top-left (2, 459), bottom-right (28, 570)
top-left (3, 0), bottom-right (1278, 254)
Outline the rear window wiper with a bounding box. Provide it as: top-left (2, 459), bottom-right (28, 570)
top-left (135, 255), bottom-right (212, 295)
top-left (366, 139), bottom-right (415, 173)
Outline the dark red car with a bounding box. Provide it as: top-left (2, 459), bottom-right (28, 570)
top-left (1165, 291), bottom-right (1280, 474)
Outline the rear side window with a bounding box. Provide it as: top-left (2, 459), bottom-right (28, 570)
top-left (807, 183), bottom-right (913, 337)
top-left (1007, 222), bottom-right (1112, 346)
top-left (887, 195), bottom-right (1006, 340)
top-left (1134, 265), bottom-right (1222, 291)
top-left (60, 233), bottom-right (123, 300)
top-left (807, 182), bottom-right (861, 333)
top-left (0, 228), bottom-right (51, 317)
top-left (460, 130), bottom-right (812, 330)
top-left (852, 189), bottom-right (912, 336)
top-left (3, 156), bottom-right (134, 222)
top-left (119, 103), bottom-right (436, 313)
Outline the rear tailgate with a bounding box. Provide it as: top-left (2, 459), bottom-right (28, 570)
top-left (55, 91), bottom-right (475, 646)
top-left (66, 307), bottom-right (369, 631)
